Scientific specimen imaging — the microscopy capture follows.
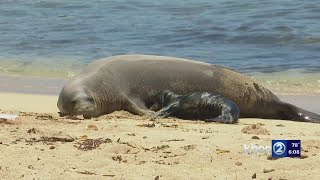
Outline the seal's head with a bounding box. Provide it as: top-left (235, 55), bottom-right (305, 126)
top-left (57, 85), bottom-right (97, 118)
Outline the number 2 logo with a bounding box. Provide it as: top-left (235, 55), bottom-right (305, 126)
top-left (273, 142), bottom-right (286, 155)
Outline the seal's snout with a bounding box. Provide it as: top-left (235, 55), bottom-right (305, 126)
top-left (73, 98), bottom-right (95, 113)
top-left (70, 93), bottom-right (96, 117)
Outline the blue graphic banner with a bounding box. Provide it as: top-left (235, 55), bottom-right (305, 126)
top-left (272, 140), bottom-right (301, 158)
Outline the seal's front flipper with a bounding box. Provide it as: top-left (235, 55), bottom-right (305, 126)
top-left (205, 113), bottom-right (238, 124)
top-left (124, 98), bottom-right (150, 116)
top-left (152, 102), bottom-right (179, 119)
top-left (58, 112), bottom-right (67, 117)
top-left (205, 101), bottom-right (240, 124)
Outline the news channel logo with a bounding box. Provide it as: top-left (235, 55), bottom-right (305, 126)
top-left (272, 140), bottom-right (301, 158)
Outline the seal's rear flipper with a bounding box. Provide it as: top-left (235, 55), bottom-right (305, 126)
top-left (295, 107), bottom-right (320, 123)
top-left (278, 102), bottom-right (320, 123)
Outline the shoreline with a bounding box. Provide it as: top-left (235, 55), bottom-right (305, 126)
top-left (0, 72), bottom-right (319, 95)
top-left (0, 75), bottom-right (67, 95)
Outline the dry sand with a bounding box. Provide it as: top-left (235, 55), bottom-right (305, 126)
top-left (1, 93), bottom-right (320, 180)
top-left (0, 93), bottom-right (58, 113)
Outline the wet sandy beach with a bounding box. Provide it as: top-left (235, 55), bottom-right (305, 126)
top-left (0, 81), bottom-right (320, 179)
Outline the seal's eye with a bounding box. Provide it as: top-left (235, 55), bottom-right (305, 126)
top-left (86, 97), bottom-right (94, 103)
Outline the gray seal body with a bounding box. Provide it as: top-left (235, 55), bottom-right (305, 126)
top-left (57, 54), bottom-right (320, 123)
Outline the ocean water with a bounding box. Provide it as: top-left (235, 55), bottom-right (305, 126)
top-left (0, 0), bottom-right (319, 94)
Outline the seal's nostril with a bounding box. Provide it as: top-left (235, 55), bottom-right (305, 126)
top-left (71, 100), bottom-right (77, 105)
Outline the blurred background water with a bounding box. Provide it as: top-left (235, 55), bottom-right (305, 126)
top-left (0, 0), bottom-right (319, 94)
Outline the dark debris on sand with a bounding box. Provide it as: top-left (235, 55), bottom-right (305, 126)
top-left (76, 138), bottom-right (111, 151)
top-left (26, 135), bottom-right (75, 145)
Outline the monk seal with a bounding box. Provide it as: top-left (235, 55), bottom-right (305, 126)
top-left (57, 54), bottom-right (320, 123)
top-left (149, 90), bottom-right (240, 124)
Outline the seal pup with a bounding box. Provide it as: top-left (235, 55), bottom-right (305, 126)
top-left (57, 54), bottom-right (320, 123)
top-left (149, 90), bottom-right (240, 124)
